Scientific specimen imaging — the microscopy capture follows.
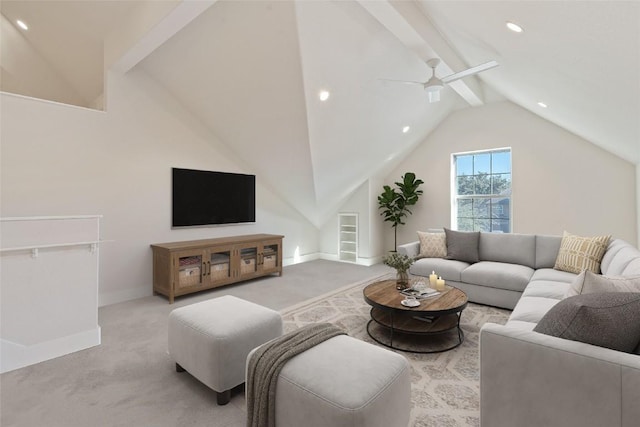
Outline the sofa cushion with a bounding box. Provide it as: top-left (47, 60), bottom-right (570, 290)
top-left (509, 296), bottom-right (560, 324)
top-left (461, 261), bottom-right (534, 292)
top-left (417, 231), bottom-right (447, 258)
top-left (522, 280), bottom-right (570, 300)
top-left (534, 235), bottom-right (563, 269)
top-left (533, 293), bottom-right (640, 353)
top-left (600, 239), bottom-right (631, 274)
top-left (566, 270), bottom-right (640, 297)
top-left (479, 232), bottom-right (536, 268)
top-left (622, 257), bottom-right (640, 276)
top-left (554, 231), bottom-right (610, 274)
top-left (444, 228), bottom-right (480, 263)
top-left (410, 258), bottom-right (469, 282)
top-left (530, 268), bottom-right (577, 284)
top-left (603, 246), bottom-right (640, 276)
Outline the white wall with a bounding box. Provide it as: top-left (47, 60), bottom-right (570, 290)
top-left (0, 14), bottom-right (88, 108)
top-left (1, 69), bottom-right (319, 306)
top-left (386, 101), bottom-right (638, 248)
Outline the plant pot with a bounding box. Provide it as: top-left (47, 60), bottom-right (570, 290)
top-left (396, 270), bottom-right (409, 290)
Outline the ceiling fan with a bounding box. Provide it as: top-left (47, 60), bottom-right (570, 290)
top-left (385, 58), bottom-right (499, 103)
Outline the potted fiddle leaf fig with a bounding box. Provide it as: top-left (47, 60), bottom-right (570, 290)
top-left (377, 172), bottom-right (424, 251)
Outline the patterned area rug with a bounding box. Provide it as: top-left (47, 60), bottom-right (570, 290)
top-left (281, 274), bottom-right (511, 427)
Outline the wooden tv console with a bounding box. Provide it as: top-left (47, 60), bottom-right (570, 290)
top-left (151, 234), bottom-right (283, 303)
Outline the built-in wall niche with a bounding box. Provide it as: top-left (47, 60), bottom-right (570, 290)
top-left (338, 213), bottom-right (358, 263)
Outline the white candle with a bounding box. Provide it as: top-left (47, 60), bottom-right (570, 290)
top-left (429, 271), bottom-right (438, 287)
top-left (436, 276), bottom-right (445, 291)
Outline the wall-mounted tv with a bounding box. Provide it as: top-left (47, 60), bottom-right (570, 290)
top-left (172, 168), bottom-right (256, 227)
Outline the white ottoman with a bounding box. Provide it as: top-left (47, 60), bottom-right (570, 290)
top-left (168, 295), bottom-right (282, 405)
top-left (250, 334), bottom-right (411, 427)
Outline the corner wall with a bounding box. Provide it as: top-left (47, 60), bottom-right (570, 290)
top-left (386, 101), bottom-right (638, 248)
top-left (319, 178), bottom-right (385, 265)
top-left (1, 69), bottom-right (319, 306)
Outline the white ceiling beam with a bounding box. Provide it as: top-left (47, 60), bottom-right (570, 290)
top-left (357, 0), bottom-right (485, 106)
top-left (107, 0), bottom-right (218, 75)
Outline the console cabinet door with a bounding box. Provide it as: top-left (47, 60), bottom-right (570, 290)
top-left (260, 239), bottom-right (282, 275)
top-left (173, 249), bottom-right (206, 295)
top-left (206, 246), bottom-right (234, 287)
top-left (234, 243), bottom-right (260, 279)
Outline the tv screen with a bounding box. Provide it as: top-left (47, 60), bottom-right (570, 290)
top-left (172, 168), bottom-right (256, 227)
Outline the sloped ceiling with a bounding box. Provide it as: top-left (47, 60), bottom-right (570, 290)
top-left (417, 0), bottom-right (640, 164)
top-left (137, 0), bottom-right (463, 226)
top-left (2, 0), bottom-right (639, 228)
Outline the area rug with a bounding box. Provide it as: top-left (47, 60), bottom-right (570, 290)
top-left (280, 274), bottom-right (511, 427)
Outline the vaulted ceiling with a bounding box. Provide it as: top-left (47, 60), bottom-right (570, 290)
top-left (2, 0), bottom-right (639, 227)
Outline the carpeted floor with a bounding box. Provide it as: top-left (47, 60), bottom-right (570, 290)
top-left (281, 277), bottom-right (511, 427)
top-left (0, 260), bottom-right (389, 427)
top-left (1, 260), bottom-right (510, 427)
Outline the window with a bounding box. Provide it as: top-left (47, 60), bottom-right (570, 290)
top-left (452, 148), bottom-right (511, 233)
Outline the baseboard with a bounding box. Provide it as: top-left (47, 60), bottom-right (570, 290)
top-left (282, 252), bottom-right (321, 266)
top-left (1, 326), bottom-right (101, 373)
top-left (99, 286), bottom-right (151, 307)
top-left (318, 253), bottom-right (383, 266)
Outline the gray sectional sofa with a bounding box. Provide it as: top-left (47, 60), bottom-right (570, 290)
top-left (400, 233), bottom-right (640, 427)
top-left (398, 232), bottom-right (574, 310)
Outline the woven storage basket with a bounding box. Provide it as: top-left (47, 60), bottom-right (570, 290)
top-left (178, 267), bottom-right (201, 288)
top-left (263, 254), bottom-right (276, 269)
top-left (211, 262), bottom-right (229, 280)
top-left (241, 257), bottom-right (256, 274)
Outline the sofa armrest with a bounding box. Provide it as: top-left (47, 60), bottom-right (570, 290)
top-left (397, 241), bottom-right (419, 258)
top-left (480, 323), bottom-right (640, 427)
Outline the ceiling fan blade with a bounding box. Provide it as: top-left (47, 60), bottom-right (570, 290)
top-left (379, 78), bottom-right (425, 86)
top-left (441, 60), bottom-right (499, 84)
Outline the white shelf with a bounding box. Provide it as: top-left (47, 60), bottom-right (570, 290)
top-left (338, 213), bottom-right (358, 263)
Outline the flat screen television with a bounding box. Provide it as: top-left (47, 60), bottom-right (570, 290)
top-left (172, 168), bottom-right (256, 227)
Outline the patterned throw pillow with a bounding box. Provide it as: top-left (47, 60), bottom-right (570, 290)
top-left (417, 231), bottom-right (447, 258)
top-left (554, 231), bottom-right (610, 274)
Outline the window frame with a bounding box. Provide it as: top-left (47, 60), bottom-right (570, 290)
top-left (450, 147), bottom-right (512, 233)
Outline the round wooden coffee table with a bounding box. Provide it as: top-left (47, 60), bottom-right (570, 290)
top-left (363, 279), bottom-right (468, 353)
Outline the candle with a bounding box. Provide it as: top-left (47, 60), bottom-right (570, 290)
top-left (436, 276), bottom-right (445, 291)
top-left (429, 271), bottom-right (438, 287)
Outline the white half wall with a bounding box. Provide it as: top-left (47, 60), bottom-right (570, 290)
top-left (1, 69), bottom-right (319, 306)
top-left (0, 216), bottom-right (101, 373)
top-left (386, 101), bottom-right (638, 248)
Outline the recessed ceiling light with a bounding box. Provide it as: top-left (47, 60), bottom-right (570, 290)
top-left (506, 22), bottom-right (523, 33)
top-left (537, 101), bottom-right (548, 108)
top-left (319, 90), bottom-right (330, 101)
top-left (402, 126), bottom-right (410, 134)
top-left (16, 20), bottom-right (28, 30)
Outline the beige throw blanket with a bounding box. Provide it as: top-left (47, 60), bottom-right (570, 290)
top-left (246, 323), bottom-right (345, 427)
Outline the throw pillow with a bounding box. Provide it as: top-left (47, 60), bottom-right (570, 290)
top-left (533, 292), bottom-right (640, 353)
top-left (444, 228), bottom-right (480, 264)
top-left (565, 270), bottom-right (640, 297)
top-left (554, 231), bottom-right (610, 274)
top-left (417, 231), bottom-right (447, 258)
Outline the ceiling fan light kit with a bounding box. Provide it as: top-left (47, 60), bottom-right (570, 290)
top-left (386, 57), bottom-right (499, 103)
